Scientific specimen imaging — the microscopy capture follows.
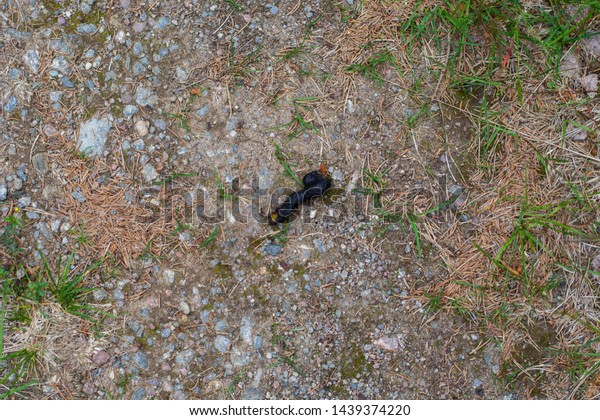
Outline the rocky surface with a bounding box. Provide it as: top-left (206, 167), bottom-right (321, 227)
top-left (3, 0), bottom-right (595, 401)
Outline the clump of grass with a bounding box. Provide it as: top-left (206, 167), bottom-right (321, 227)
top-left (344, 47), bottom-right (401, 86)
top-left (223, 0), bottom-right (242, 12)
top-left (67, 222), bottom-right (93, 248)
top-left (0, 344), bottom-right (38, 400)
top-left (269, 322), bottom-right (306, 377)
top-left (475, 179), bottom-right (592, 298)
top-left (224, 41), bottom-right (263, 85)
top-left (276, 15), bottom-right (322, 64)
top-left (164, 85), bottom-right (206, 132)
top-left (1, 214), bottom-right (24, 257)
top-left (274, 97), bottom-right (321, 139)
top-left (40, 252), bottom-right (103, 320)
top-left (1, 245), bottom-right (104, 398)
top-left (137, 239), bottom-right (161, 261)
top-left (227, 368), bottom-right (248, 397)
top-left (169, 217), bottom-right (192, 238)
top-left (272, 225), bottom-right (289, 246)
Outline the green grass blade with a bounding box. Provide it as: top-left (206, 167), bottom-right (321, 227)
top-left (199, 225), bottom-right (220, 249)
top-left (408, 213), bottom-right (421, 258)
top-left (274, 144), bottom-right (303, 187)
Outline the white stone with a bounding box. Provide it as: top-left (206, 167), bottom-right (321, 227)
top-left (135, 120), bottom-right (149, 136)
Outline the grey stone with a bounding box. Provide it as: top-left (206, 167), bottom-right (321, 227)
top-left (265, 243), bottom-right (282, 256)
top-left (243, 387), bottom-right (263, 400)
top-left (133, 41), bottom-right (144, 55)
top-left (25, 211), bottom-right (39, 220)
top-left (104, 70), bottom-right (116, 82)
top-left (230, 347), bottom-right (251, 367)
top-left (560, 50), bottom-right (582, 79)
top-left (226, 117), bottom-right (239, 133)
top-left (131, 387), bottom-right (146, 400)
top-left (23, 50), bottom-right (41, 73)
top-left (92, 289), bottom-right (108, 301)
top-left (21, 171), bottom-right (33, 187)
top-left (257, 168), bottom-right (273, 190)
top-left (50, 39), bottom-right (71, 54)
top-left (133, 60), bottom-right (146, 75)
top-left (215, 320), bottom-right (227, 331)
top-left (153, 16), bottom-right (170, 30)
top-left (161, 328), bottom-right (172, 338)
top-left (76, 23), bottom-right (97, 34)
top-left (195, 104), bottom-right (208, 117)
top-left (4, 96), bottom-right (18, 113)
top-left (61, 76), bottom-right (75, 88)
top-left (285, 282), bottom-right (297, 293)
top-left (78, 117), bottom-right (111, 157)
top-left (313, 238), bottom-right (326, 254)
top-left (133, 352), bottom-right (149, 369)
top-left (332, 170), bottom-right (343, 182)
top-left (32, 153), bottom-right (47, 174)
top-left (163, 269), bottom-right (175, 284)
top-left (373, 336), bottom-right (399, 351)
top-left (82, 382), bottom-right (97, 395)
top-left (175, 349), bottom-right (195, 365)
top-left (71, 190), bottom-right (86, 203)
top-left (135, 86), bottom-right (158, 107)
top-left (12, 178), bottom-right (23, 192)
top-left (176, 67), bottom-right (187, 82)
top-left (123, 105), bottom-right (138, 118)
top-left (127, 320), bottom-right (144, 336)
top-left (172, 391), bottom-right (186, 400)
top-left (580, 74), bottom-right (598, 98)
top-left (240, 317), bottom-right (253, 345)
top-left (113, 288), bottom-right (125, 300)
top-left (9, 68), bottom-right (22, 79)
top-left (17, 196), bottom-right (31, 208)
top-left (449, 184), bottom-right (463, 196)
top-left (0, 185), bottom-right (8, 201)
top-left (214, 336), bottom-right (231, 353)
top-left (143, 163), bottom-right (159, 182)
top-left (51, 55), bottom-right (70, 75)
top-left (179, 301), bottom-right (191, 315)
top-left (473, 379), bottom-right (483, 388)
top-left (92, 350), bottom-right (110, 366)
top-left (133, 21), bottom-right (146, 33)
top-left (583, 34), bottom-right (600, 58)
top-left (254, 335), bottom-right (263, 350)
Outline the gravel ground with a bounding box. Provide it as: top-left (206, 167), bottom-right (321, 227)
top-left (0, 0), bottom-right (559, 400)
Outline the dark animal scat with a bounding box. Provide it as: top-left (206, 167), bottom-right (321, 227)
top-left (271, 171), bottom-right (331, 224)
